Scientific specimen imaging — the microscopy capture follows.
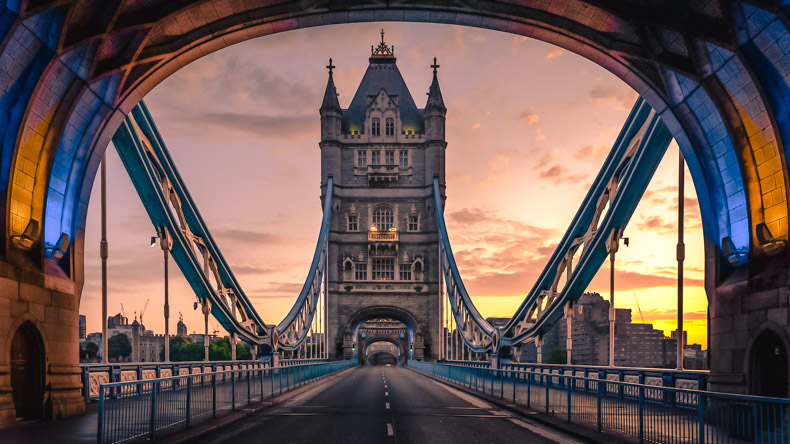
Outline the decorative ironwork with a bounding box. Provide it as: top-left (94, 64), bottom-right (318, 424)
top-left (371, 29), bottom-right (394, 57)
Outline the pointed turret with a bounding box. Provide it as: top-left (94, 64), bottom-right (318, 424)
top-left (320, 58), bottom-right (341, 141)
top-left (424, 57), bottom-right (446, 140)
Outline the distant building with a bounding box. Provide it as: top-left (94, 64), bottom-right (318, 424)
top-left (107, 313), bottom-right (128, 328)
top-left (189, 333), bottom-right (217, 345)
top-left (86, 332), bottom-right (102, 358)
top-left (516, 292), bottom-right (707, 369)
top-left (177, 316), bottom-right (187, 338)
top-left (78, 315), bottom-right (86, 343)
top-left (130, 320), bottom-right (165, 362)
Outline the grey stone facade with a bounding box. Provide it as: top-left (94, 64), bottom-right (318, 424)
top-left (320, 39), bottom-right (445, 362)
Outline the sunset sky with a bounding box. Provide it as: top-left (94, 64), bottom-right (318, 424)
top-left (79, 23), bottom-right (708, 349)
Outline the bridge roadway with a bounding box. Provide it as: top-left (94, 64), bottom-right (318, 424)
top-left (203, 366), bottom-right (575, 444)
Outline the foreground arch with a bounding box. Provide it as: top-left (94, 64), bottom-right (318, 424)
top-left (2, 0), bottom-right (790, 425)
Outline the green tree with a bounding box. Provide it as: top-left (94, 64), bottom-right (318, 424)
top-left (236, 342), bottom-right (251, 360)
top-left (210, 337), bottom-right (231, 361)
top-left (546, 349), bottom-right (576, 365)
top-left (108, 333), bottom-right (132, 361)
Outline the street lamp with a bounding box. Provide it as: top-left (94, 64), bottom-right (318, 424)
top-left (151, 227), bottom-right (172, 362)
top-left (608, 230), bottom-right (628, 367)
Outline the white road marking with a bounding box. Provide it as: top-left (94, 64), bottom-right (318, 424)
top-left (385, 391), bottom-right (389, 396)
top-left (384, 384), bottom-right (388, 388)
top-left (428, 376), bottom-right (576, 443)
top-left (385, 402), bottom-right (390, 409)
top-left (507, 418), bottom-right (577, 444)
top-left (387, 423), bottom-right (394, 436)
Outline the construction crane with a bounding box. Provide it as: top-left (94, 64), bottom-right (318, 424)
top-left (633, 292), bottom-right (645, 323)
top-left (139, 299), bottom-right (150, 327)
top-left (120, 303), bottom-right (126, 319)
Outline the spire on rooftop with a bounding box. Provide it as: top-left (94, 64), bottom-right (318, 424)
top-left (321, 58), bottom-right (340, 111)
top-left (425, 57), bottom-right (445, 113)
top-left (371, 29), bottom-right (394, 58)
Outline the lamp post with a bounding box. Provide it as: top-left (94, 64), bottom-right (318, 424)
top-left (677, 151), bottom-right (685, 370)
top-left (607, 230), bottom-right (628, 367)
top-left (151, 228), bottom-right (172, 362)
top-left (100, 154), bottom-right (108, 363)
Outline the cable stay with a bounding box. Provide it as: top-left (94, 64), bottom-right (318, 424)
top-left (112, 101), bottom-right (332, 351)
top-left (434, 97), bottom-right (673, 355)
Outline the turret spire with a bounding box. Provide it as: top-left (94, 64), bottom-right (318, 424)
top-left (321, 58), bottom-right (340, 111)
top-left (425, 56), bottom-right (445, 112)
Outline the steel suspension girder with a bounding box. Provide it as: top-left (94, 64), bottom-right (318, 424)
top-left (432, 97), bottom-right (673, 355)
top-left (112, 101), bottom-right (332, 351)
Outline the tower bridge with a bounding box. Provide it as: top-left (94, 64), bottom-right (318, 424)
top-left (0, 1), bottom-right (790, 442)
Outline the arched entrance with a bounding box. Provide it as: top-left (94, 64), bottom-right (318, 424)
top-left (750, 329), bottom-right (789, 398)
top-left (10, 322), bottom-right (45, 420)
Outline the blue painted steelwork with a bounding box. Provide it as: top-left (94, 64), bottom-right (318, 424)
top-left (112, 101), bottom-right (333, 350)
top-left (411, 360), bottom-right (790, 443)
top-left (434, 98), bottom-right (672, 353)
top-left (96, 360), bottom-right (357, 444)
top-left (501, 98), bottom-right (673, 346)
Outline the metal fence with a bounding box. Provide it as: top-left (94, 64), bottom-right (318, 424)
top-left (97, 360), bottom-right (357, 444)
top-left (410, 360), bottom-right (790, 443)
top-left (81, 360), bottom-right (269, 401)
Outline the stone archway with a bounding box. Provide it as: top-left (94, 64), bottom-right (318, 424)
top-left (749, 327), bottom-right (789, 398)
top-left (10, 322), bottom-right (45, 420)
top-left (342, 306), bottom-right (426, 361)
top-left (0, 3), bottom-right (789, 415)
top-left (361, 337), bottom-right (407, 364)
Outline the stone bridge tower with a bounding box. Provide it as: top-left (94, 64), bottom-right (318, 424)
top-left (319, 33), bottom-right (446, 362)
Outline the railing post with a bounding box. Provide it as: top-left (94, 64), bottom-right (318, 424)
top-left (513, 371), bottom-right (517, 403)
top-left (247, 368), bottom-right (252, 406)
top-left (638, 383), bottom-right (644, 442)
top-left (231, 370), bottom-right (236, 411)
top-left (697, 392), bottom-right (705, 444)
top-left (566, 375), bottom-right (572, 422)
top-left (545, 372), bottom-right (550, 414)
top-left (500, 370), bottom-right (504, 399)
top-left (597, 372), bottom-right (603, 433)
top-left (150, 381), bottom-right (158, 441)
top-left (84, 368), bottom-right (91, 402)
top-left (527, 371), bottom-right (531, 407)
top-left (212, 373), bottom-right (217, 418)
top-left (96, 385), bottom-right (104, 444)
top-left (186, 376), bottom-right (192, 427)
top-left (260, 367), bottom-right (264, 401)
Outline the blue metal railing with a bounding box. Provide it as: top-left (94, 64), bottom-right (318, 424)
top-left (410, 361), bottom-right (789, 443)
top-left (81, 360), bottom-right (269, 402)
top-left (96, 360), bottom-right (357, 444)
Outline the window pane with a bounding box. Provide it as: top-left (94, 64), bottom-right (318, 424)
top-left (372, 118), bottom-right (380, 136)
top-left (385, 118), bottom-right (394, 136)
top-left (373, 206), bottom-right (393, 230)
top-left (372, 258), bottom-right (394, 280)
top-left (399, 264), bottom-right (412, 281)
top-left (408, 215), bottom-right (418, 231)
top-left (371, 150), bottom-right (381, 165)
top-left (399, 150), bottom-right (408, 167)
top-left (355, 263), bottom-right (367, 281)
top-left (386, 150), bottom-right (395, 165)
top-left (348, 215), bottom-right (358, 231)
top-left (358, 150), bottom-right (367, 167)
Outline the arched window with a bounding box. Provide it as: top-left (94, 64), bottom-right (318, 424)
top-left (371, 118), bottom-right (380, 136)
top-left (372, 205), bottom-right (394, 231)
top-left (385, 118), bottom-right (394, 136)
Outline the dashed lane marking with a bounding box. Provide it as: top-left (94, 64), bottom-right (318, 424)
top-left (385, 402), bottom-right (390, 409)
top-left (387, 423), bottom-right (394, 436)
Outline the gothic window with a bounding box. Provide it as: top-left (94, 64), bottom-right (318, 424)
top-left (372, 258), bottom-right (394, 280)
top-left (355, 263), bottom-right (367, 281)
top-left (343, 259), bottom-right (353, 281)
top-left (408, 214), bottom-right (419, 232)
top-left (357, 150), bottom-right (367, 167)
top-left (347, 214), bottom-right (358, 231)
top-left (385, 118), bottom-right (394, 136)
top-left (399, 150), bottom-right (409, 167)
top-left (413, 259), bottom-right (424, 281)
top-left (399, 264), bottom-right (412, 281)
top-left (385, 150), bottom-right (395, 165)
top-left (372, 205), bottom-right (394, 231)
top-left (372, 118), bottom-right (381, 136)
top-left (371, 150), bottom-right (381, 165)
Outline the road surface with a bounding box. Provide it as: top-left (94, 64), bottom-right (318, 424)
top-left (203, 365), bottom-right (576, 444)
